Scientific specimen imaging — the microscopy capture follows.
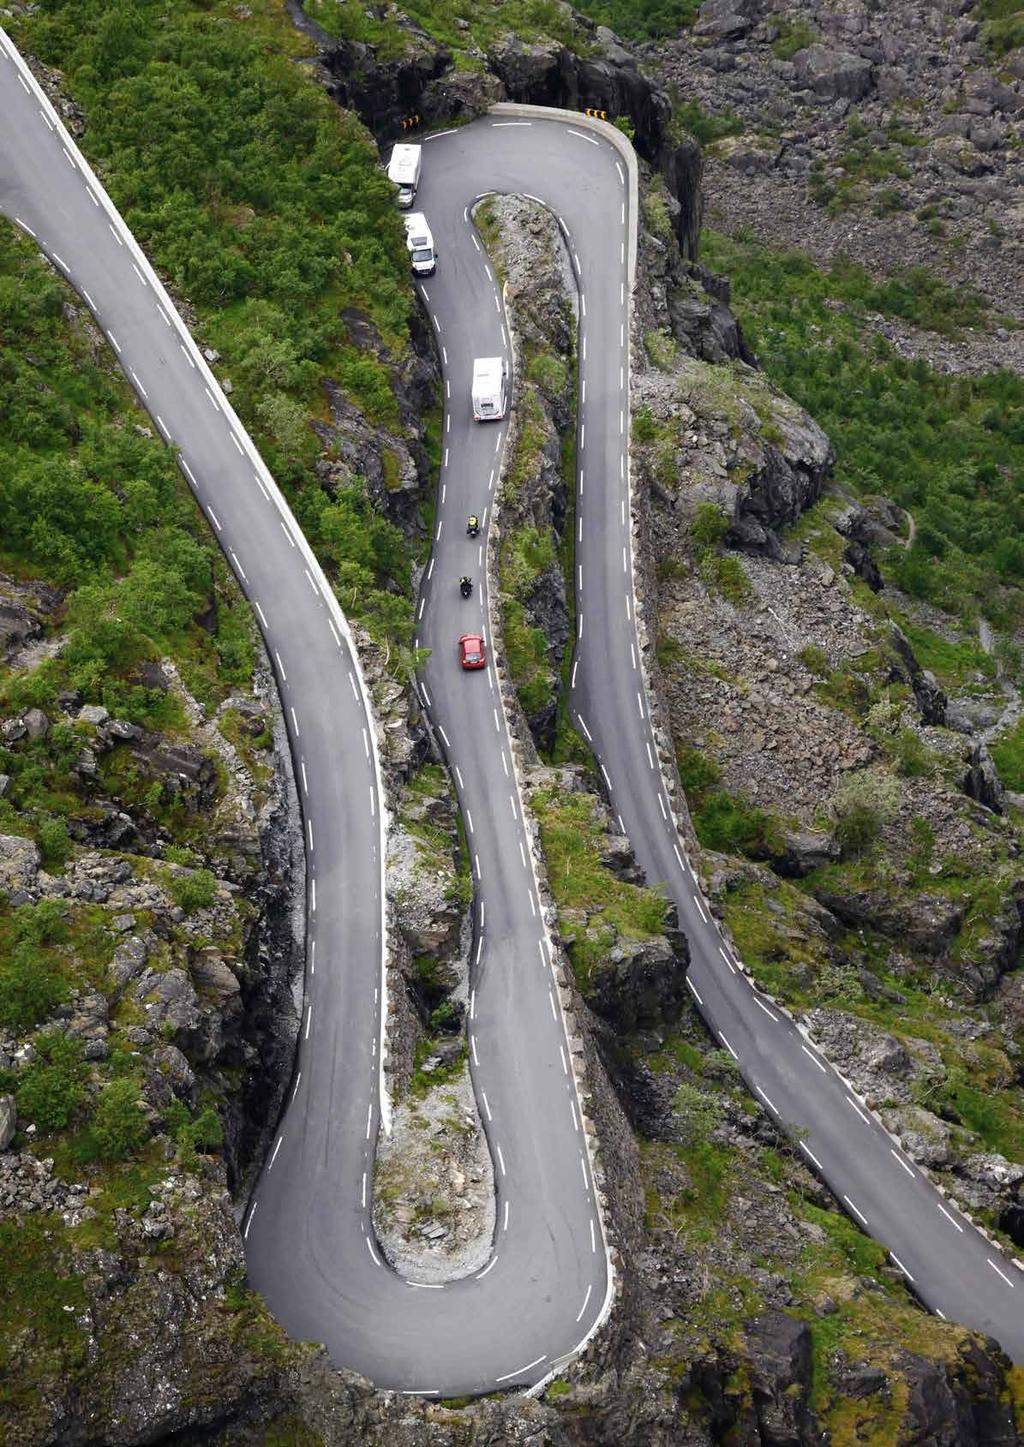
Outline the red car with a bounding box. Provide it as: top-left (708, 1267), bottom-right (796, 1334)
top-left (458, 633), bottom-right (486, 670)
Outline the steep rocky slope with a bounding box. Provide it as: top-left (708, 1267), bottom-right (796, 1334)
top-left (648, 0), bottom-right (1024, 370)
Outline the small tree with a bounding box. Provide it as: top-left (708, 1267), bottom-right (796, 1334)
top-left (38, 817), bottom-right (71, 870)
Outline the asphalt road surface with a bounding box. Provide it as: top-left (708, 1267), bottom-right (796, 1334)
top-left (2, 29), bottom-right (1022, 1391)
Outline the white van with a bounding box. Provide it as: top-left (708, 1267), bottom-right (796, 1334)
top-left (403, 212), bottom-right (437, 277)
top-left (387, 143), bottom-right (421, 209)
top-left (471, 356), bottom-right (508, 421)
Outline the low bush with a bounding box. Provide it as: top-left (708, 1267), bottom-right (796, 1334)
top-left (91, 1077), bottom-right (149, 1161)
top-left (830, 769), bottom-right (901, 857)
top-left (0, 901), bottom-right (72, 1034)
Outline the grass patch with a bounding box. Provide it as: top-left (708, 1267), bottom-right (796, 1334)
top-left (532, 786), bottom-right (668, 989)
top-left (977, 0), bottom-right (1024, 54)
top-left (673, 100), bottom-right (744, 147)
top-left (992, 716), bottom-right (1024, 792)
top-left (893, 618), bottom-right (995, 691)
top-left (677, 746), bottom-right (785, 859)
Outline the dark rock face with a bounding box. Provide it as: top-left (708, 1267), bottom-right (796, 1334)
top-left (727, 409), bottom-right (835, 556)
top-left (843, 537), bottom-right (883, 591)
top-left (813, 885), bottom-right (966, 955)
top-left (294, 1), bottom-right (712, 261)
top-left (813, 878), bottom-right (1024, 1000)
top-left (660, 137), bottom-right (705, 260)
top-left (316, 33), bottom-right (453, 137)
top-left (586, 908), bottom-right (690, 1034)
top-left (486, 35), bottom-right (672, 162)
top-left (963, 741), bottom-right (1006, 815)
top-left (898, 1342), bottom-right (1019, 1445)
top-left (743, 1312), bottom-right (814, 1447)
top-left (890, 623), bottom-right (948, 726)
top-left (770, 826), bottom-right (840, 878)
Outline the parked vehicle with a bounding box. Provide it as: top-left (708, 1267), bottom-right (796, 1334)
top-left (387, 143), bottom-right (421, 208)
top-left (459, 633), bottom-right (486, 670)
top-left (402, 212), bottom-right (437, 277)
top-left (471, 356), bottom-right (508, 422)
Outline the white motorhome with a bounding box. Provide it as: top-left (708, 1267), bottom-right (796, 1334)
top-left (386, 143), bottom-right (421, 209)
top-left (471, 356), bottom-right (508, 422)
top-left (403, 212), bottom-right (436, 277)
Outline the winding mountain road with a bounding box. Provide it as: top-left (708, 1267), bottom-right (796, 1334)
top-left (2, 27), bottom-right (1023, 1394)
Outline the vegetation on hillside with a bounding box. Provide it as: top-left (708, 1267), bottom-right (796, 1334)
top-left (702, 228), bottom-right (1024, 628)
top-left (0, 224), bottom-right (297, 1427)
top-left (977, 0), bottom-right (1024, 54)
top-left (0, 222), bottom-right (254, 857)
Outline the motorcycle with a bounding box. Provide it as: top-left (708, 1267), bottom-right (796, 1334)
top-left (459, 576), bottom-right (473, 599)
top-left (466, 515), bottom-right (480, 538)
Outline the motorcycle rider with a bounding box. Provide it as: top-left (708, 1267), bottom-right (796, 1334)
top-left (459, 575), bottom-right (473, 597)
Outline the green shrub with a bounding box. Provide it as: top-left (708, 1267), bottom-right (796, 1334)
top-left (690, 503), bottom-right (730, 548)
top-left (993, 717), bottom-right (1024, 791)
top-left (526, 350), bottom-right (568, 397)
top-left (674, 100), bottom-right (744, 147)
top-left (694, 790), bottom-right (784, 857)
top-left (830, 770), bottom-right (900, 857)
top-left (91, 1077), bottom-right (149, 1161)
top-left (633, 406), bottom-right (658, 443)
top-left (0, 938), bottom-right (67, 1035)
top-left (169, 867), bottom-right (218, 914)
top-left (568, 0), bottom-right (700, 39)
top-left (672, 1081), bottom-right (722, 1146)
top-left (429, 1001), bottom-right (461, 1034)
top-left (893, 728), bottom-right (931, 778)
top-left (15, 1034), bottom-right (87, 1134)
top-left (798, 643), bottom-right (830, 677)
top-left (677, 746), bottom-right (722, 794)
top-left (772, 16), bottom-right (818, 59)
top-left (677, 746), bottom-right (783, 859)
top-left (37, 816), bottom-right (71, 870)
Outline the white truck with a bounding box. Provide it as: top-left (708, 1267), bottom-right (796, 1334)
top-left (471, 357), bottom-right (508, 422)
top-left (403, 212), bottom-right (437, 277)
top-left (387, 143), bottom-right (421, 209)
